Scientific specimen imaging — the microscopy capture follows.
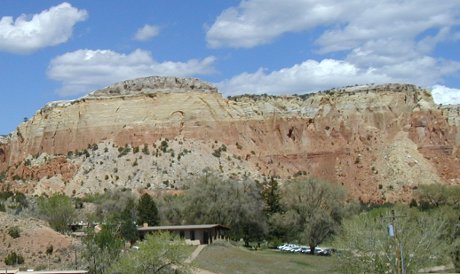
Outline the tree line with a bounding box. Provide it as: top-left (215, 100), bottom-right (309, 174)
top-left (29, 175), bottom-right (460, 273)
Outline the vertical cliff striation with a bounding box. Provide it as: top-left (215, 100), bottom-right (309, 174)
top-left (0, 77), bottom-right (458, 203)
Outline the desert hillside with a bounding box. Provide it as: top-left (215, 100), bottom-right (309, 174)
top-left (0, 76), bottom-right (458, 203)
top-left (0, 212), bottom-right (77, 269)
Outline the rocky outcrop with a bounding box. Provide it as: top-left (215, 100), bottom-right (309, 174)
top-left (88, 76), bottom-right (218, 97)
top-left (0, 77), bottom-right (458, 203)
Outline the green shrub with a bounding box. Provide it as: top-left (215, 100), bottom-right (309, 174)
top-left (118, 147), bottom-right (131, 157)
top-left (142, 144), bottom-right (150, 155)
top-left (38, 193), bottom-right (75, 232)
top-left (24, 159), bottom-right (31, 166)
top-left (34, 264), bottom-right (47, 271)
top-left (0, 191), bottom-right (14, 200)
top-left (46, 244), bottom-right (54, 256)
top-left (13, 192), bottom-right (28, 208)
top-left (452, 238), bottom-right (460, 272)
top-left (160, 140), bottom-right (169, 152)
top-left (8, 226), bottom-right (21, 238)
top-left (212, 144), bottom-right (228, 158)
top-left (4, 252), bottom-right (24, 265)
top-left (212, 149), bottom-right (221, 158)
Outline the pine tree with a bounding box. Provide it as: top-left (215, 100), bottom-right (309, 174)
top-left (119, 199), bottom-right (138, 245)
top-left (137, 193), bottom-right (159, 226)
top-left (262, 176), bottom-right (282, 215)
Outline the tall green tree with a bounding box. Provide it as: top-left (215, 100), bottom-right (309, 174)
top-left (416, 184), bottom-right (460, 270)
top-left (453, 238), bottom-right (460, 272)
top-left (416, 184), bottom-right (460, 209)
top-left (114, 198), bottom-right (138, 245)
top-left (110, 232), bottom-right (191, 274)
top-left (273, 177), bottom-right (345, 253)
top-left (336, 206), bottom-right (448, 273)
top-left (261, 177), bottom-right (285, 245)
top-left (92, 189), bottom-right (136, 222)
top-left (137, 193), bottom-right (160, 226)
top-left (157, 193), bottom-right (185, 225)
top-left (81, 225), bottom-right (123, 274)
top-left (262, 176), bottom-right (282, 216)
top-left (37, 193), bottom-right (75, 233)
top-left (183, 174), bottom-right (267, 246)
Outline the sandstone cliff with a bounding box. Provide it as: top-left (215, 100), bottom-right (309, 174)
top-left (0, 77), bottom-right (458, 203)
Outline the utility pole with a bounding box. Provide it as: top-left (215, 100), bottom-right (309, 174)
top-left (386, 210), bottom-right (406, 274)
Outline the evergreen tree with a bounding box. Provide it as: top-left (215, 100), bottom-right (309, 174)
top-left (137, 193), bottom-right (160, 226)
top-left (118, 198), bottom-right (138, 245)
top-left (262, 176), bottom-right (282, 215)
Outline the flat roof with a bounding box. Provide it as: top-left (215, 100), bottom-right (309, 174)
top-left (16, 271), bottom-right (88, 274)
top-left (138, 224), bottom-right (229, 231)
top-left (1, 270), bottom-right (18, 274)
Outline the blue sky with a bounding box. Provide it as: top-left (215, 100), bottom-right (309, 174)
top-left (1, 0), bottom-right (459, 134)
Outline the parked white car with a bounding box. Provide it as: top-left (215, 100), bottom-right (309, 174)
top-left (278, 243), bottom-right (334, 255)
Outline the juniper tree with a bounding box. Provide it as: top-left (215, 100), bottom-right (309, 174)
top-left (137, 193), bottom-right (160, 226)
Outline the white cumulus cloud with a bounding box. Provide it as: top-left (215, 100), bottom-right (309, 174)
top-left (217, 59), bottom-right (392, 96)
top-left (48, 49), bottom-right (216, 96)
top-left (134, 24), bottom-right (160, 41)
top-left (431, 85), bottom-right (460, 105)
top-left (0, 2), bottom-right (88, 54)
top-left (210, 0), bottom-right (460, 101)
top-left (207, 0), bottom-right (460, 50)
top-left (207, 0), bottom-right (349, 48)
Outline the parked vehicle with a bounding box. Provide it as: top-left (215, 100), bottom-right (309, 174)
top-left (277, 243), bottom-right (334, 256)
top-left (317, 247), bottom-right (335, 256)
top-left (283, 244), bottom-right (299, 252)
top-left (291, 246), bottom-right (306, 253)
top-left (278, 243), bottom-right (297, 252)
top-left (299, 247), bottom-right (310, 254)
top-left (277, 244), bottom-right (288, 250)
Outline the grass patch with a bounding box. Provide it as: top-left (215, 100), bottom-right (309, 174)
top-left (182, 245), bottom-right (198, 257)
top-left (195, 244), bottom-right (342, 274)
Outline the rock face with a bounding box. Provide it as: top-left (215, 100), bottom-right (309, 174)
top-left (88, 76), bottom-right (218, 97)
top-left (0, 77), bottom-right (459, 203)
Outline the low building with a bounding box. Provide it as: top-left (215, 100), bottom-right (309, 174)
top-left (2, 270), bottom-right (88, 274)
top-left (138, 224), bottom-right (229, 245)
